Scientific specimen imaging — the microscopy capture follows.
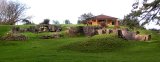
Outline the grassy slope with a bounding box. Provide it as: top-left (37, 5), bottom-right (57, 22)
top-left (0, 25), bottom-right (160, 62)
top-left (0, 25), bottom-right (11, 35)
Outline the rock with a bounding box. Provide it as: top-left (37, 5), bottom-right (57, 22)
top-left (19, 28), bottom-right (27, 33)
top-left (48, 25), bottom-right (55, 32)
top-left (97, 29), bottom-right (103, 35)
top-left (35, 24), bottom-right (62, 32)
top-left (83, 26), bottom-right (97, 36)
top-left (120, 29), bottom-right (151, 41)
top-left (77, 26), bottom-right (84, 34)
top-left (43, 27), bottom-right (48, 32)
top-left (104, 29), bottom-right (113, 34)
top-left (121, 29), bottom-right (136, 40)
top-left (109, 29), bottom-right (113, 34)
top-left (146, 35), bottom-right (151, 41)
top-left (97, 29), bottom-right (106, 35)
top-left (37, 24), bottom-right (47, 32)
top-left (105, 29), bottom-right (109, 34)
top-left (67, 26), bottom-right (84, 37)
top-left (68, 27), bottom-right (79, 37)
top-left (27, 26), bottom-right (38, 33)
top-left (2, 33), bottom-right (27, 41)
top-left (134, 34), bottom-right (151, 41)
top-left (112, 29), bottom-right (119, 34)
top-left (55, 25), bottom-right (62, 32)
top-left (134, 35), bottom-right (145, 41)
top-left (49, 25), bottom-right (61, 32)
top-left (52, 33), bottom-right (62, 38)
top-left (129, 32), bottom-right (137, 40)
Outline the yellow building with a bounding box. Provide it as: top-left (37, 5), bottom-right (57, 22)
top-left (87, 15), bottom-right (119, 28)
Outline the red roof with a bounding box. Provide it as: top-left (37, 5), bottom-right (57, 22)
top-left (92, 15), bottom-right (118, 20)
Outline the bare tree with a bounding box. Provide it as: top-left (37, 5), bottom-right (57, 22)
top-left (0, 0), bottom-right (28, 25)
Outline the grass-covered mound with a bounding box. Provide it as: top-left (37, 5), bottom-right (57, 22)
top-left (60, 34), bottom-right (131, 53)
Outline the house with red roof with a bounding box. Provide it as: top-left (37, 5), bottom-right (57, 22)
top-left (87, 14), bottom-right (120, 28)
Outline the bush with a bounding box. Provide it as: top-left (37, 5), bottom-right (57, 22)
top-left (60, 34), bottom-right (130, 53)
top-left (1, 33), bottom-right (28, 41)
top-left (41, 19), bottom-right (50, 24)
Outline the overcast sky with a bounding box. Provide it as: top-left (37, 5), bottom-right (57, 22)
top-left (14, 0), bottom-right (134, 23)
top-left (12, 0), bottom-right (159, 29)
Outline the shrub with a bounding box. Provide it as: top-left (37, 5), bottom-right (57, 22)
top-left (41, 19), bottom-right (50, 24)
top-left (1, 33), bottom-right (28, 41)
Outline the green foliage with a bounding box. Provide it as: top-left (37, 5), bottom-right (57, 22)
top-left (64, 19), bottom-right (71, 24)
top-left (22, 19), bottom-right (32, 25)
top-left (53, 20), bottom-right (60, 24)
top-left (41, 19), bottom-right (50, 24)
top-left (78, 12), bottom-right (94, 24)
top-left (77, 20), bottom-right (82, 24)
top-left (122, 12), bottom-right (142, 29)
top-left (132, 0), bottom-right (160, 25)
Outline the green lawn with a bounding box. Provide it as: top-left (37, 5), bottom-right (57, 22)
top-left (0, 25), bottom-right (11, 35)
top-left (0, 37), bottom-right (160, 62)
top-left (0, 25), bottom-right (160, 62)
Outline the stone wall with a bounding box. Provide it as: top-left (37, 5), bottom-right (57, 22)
top-left (11, 24), bottom-right (62, 33)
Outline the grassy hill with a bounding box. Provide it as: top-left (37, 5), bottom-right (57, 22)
top-left (0, 25), bottom-right (11, 35)
top-left (0, 25), bottom-right (160, 62)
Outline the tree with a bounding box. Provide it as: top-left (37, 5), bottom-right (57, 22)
top-left (21, 16), bottom-right (33, 25)
top-left (132, 0), bottom-right (160, 26)
top-left (0, 0), bottom-right (28, 25)
top-left (53, 20), bottom-right (60, 24)
top-left (77, 20), bottom-right (82, 24)
top-left (64, 19), bottom-right (70, 24)
top-left (78, 13), bottom-right (94, 24)
top-left (122, 12), bottom-right (142, 29)
top-left (41, 19), bottom-right (50, 24)
top-left (22, 19), bottom-right (31, 25)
